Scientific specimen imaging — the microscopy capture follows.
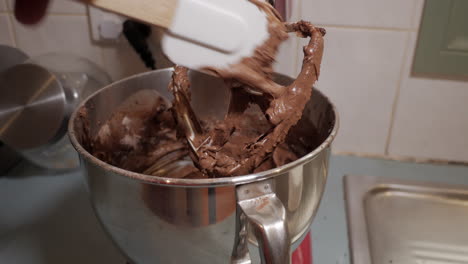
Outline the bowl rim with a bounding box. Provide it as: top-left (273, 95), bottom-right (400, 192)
top-left (68, 68), bottom-right (339, 187)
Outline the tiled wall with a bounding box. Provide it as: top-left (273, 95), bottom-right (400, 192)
top-left (0, 0), bottom-right (150, 81)
top-left (1, 0), bottom-right (467, 162)
top-left (294, 0), bottom-right (468, 163)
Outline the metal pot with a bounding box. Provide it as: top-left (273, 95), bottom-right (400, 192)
top-left (68, 68), bottom-right (338, 264)
top-left (0, 53), bottom-right (111, 169)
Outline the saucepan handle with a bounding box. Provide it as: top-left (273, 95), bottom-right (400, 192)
top-left (231, 179), bottom-right (291, 264)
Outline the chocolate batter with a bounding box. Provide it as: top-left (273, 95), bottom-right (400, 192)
top-left (176, 18), bottom-right (325, 177)
top-left (87, 3), bottom-right (325, 178)
top-left (88, 90), bottom-right (185, 174)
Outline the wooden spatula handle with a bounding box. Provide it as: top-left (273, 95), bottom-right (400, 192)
top-left (81, 0), bottom-right (177, 28)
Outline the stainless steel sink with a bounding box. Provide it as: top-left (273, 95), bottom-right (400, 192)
top-left (344, 175), bottom-right (468, 264)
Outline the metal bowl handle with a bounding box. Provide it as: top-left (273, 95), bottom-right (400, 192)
top-left (231, 180), bottom-right (291, 264)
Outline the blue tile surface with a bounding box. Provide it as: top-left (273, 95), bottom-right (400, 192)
top-left (2, 155), bottom-right (468, 264)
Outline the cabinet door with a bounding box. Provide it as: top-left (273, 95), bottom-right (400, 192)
top-left (413, 0), bottom-right (468, 77)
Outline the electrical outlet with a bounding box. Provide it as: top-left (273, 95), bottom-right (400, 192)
top-left (88, 6), bottom-right (125, 42)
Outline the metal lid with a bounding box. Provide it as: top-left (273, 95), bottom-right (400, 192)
top-left (0, 63), bottom-right (67, 150)
top-left (0, 45), bottom-right (29, 73)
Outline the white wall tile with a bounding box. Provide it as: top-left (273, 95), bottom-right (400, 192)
top-left (389, 77), bottom-right (468, 161)
top-left (0, 0), bottom-right (7, 11)
top-left (301, 0), bottom-right (420, 29)
top-left (274, 37), bottom-right (298, 77)
top-left (12, 15), bottom-right (102, 67)
top-left (7, 0), bottom-right (86, 14)
top-left (0, 14), bottom-right (14, 46)
top-left (297, 28), bottom-right (408, 154)
top-left (388, 33), bottom-right (468, 161)
top-left (274, 0), bottom-right (302, 77)
top-left (411, 0), bottom-right (425, 30)
top-left (47, 0), bottom-right (86, 14)
top-left (101, 39), bottom-right (149, 82)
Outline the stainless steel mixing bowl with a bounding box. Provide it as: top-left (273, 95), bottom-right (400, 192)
top-left (68, 68), bottom-right (338, 264)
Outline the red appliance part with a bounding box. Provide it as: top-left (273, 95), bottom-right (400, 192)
top-left (292, 232), bottom-right (312, 264)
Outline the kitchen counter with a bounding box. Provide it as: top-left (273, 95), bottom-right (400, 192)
top-left (2, 155), bottom-right (468, 264)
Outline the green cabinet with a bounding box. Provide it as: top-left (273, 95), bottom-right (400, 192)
top-left (413, 0), bottom-right (468, 77)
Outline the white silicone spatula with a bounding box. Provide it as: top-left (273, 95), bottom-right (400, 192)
top-left (82, 0), bottom-right (269, 70)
